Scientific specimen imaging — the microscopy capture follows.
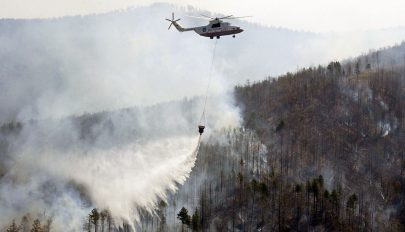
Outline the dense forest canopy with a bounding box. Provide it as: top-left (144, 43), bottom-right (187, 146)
top-left (2, 31), bottom-right (405, 232)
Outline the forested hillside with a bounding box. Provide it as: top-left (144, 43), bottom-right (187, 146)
top-left (2, 41), bottom-right (405, 231)
top-left (165, 42), bottom-right (405, 231)
top-left (236, 42), bottom-right (405, 231)
top-left (108, 42), bottom-right (405, 231)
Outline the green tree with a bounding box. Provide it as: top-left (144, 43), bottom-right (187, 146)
top-left (330, 189), bottom-right (340, 216)
top-left (89, 208), bottom-right (100, 232)
top-left (323, 190), bottom-right (330, 199)
top-left (346, 194), bottom-right (358, 210)
top-left (317, 175), bottom-right (324, 189)
top-left (177, 207), bottom-right (190, 232)
top-left (346, 194), bottom-right (358, 229)
top-left (191, 209), bottom-right (200, 231)
top-left (276, 119), bottom-right (285, 132)
top-left (295, 184), bottom-right (302, 193)
top-left (259, 182), bottom-right (269, 197)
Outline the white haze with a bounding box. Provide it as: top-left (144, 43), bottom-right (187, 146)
top-left (0, 96), bottom-right (240, 231)
top-left (0, 3), bottom-right (244, 230)
top-left (2, 0), bottom-right (405, 33)
top-left (0, 2), bottom-right (405, 231)
top-left (1, 4), bottom-right (405, 123)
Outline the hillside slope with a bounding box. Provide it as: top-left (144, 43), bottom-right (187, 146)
top-left (234, 42), bottom-right (405, 231)
top-left (91, 42), bottom-right (405, 232)
top-left (148, 42), bottom-right (405, 231)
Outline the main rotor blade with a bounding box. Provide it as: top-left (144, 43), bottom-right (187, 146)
top-left (174, 19), bottom-right (181, 22)
top-left (200, 14), bottom-right (214, 19)
top-left (168, 23), bottom-right (172, 30)
top-left (185, 15), bottom-right (209, 20)
top-left (226, 16), bottom-right (252, 19)
top-left (165, 18), bottom-right (172, 21)
top-left (218, 15), bottom-right (234, 19)
top-left (172, 12), bottom-right (174, 20)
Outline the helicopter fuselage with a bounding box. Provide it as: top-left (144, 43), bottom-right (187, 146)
top-left (194, 21), bottom-right (243, 38)
top-left (171, 19), bottom-right (243, 38)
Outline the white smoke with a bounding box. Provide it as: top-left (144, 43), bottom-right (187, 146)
top-left (0, 4), bottom-right (243, 230)
top-left (1, 3), bottom-right (404, 231)
top-left (2, 4), bottom-right (405, 124)
top-left (0, 94), bottom-right (240, 231)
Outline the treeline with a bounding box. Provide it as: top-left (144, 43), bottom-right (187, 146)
top-left (83, 209), bottom-right (115, 232)
top-left (4, 216), bottom-right (52, 232)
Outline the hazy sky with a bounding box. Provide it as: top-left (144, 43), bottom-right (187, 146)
top-left (1, 0), bottom-right (405, 32)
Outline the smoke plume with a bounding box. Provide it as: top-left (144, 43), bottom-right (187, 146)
top-left (1, 3), bottom-right (404, 231)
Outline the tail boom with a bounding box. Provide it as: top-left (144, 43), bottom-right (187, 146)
top-left (172, 21), bottom-right (194, 32)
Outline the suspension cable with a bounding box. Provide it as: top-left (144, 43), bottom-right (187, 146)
top-left (199, 39), bottom-right (219, 126)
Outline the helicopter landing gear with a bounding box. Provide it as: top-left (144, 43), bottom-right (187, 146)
top-left (232, 35), bottom-right (235, 38)
top-left (216, 36), bottom-right (220, 39)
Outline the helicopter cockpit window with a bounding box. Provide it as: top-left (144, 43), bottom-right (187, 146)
top-left (211, 23), bottom-right (220, 28)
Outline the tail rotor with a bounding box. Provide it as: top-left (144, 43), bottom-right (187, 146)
top-left (165, 12), bottom-right (181, 30)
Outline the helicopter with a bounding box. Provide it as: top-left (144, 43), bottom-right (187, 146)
top-left (166, 13), bottom-right (249, 39)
